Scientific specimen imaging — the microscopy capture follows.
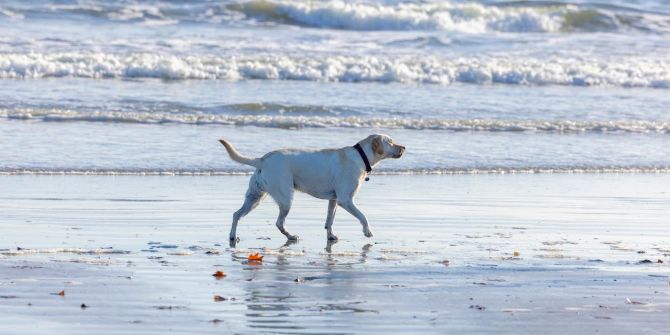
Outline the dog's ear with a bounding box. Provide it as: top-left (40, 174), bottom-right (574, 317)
top-left (372, 136), bottom-right (384, 156)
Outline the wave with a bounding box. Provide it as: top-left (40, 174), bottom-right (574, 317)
top-left (4, 1), bottom-right (668, 34)
top-left (3, 108), bottom-right (670, 133)
top-left (1, 52), bottom-right (669, 88)
top-left (2, 167), bottom-right (669, 176)
top-left (0, 0), bottom-right (670, 33)
top-left (228, 0), bottom-right (670, 33)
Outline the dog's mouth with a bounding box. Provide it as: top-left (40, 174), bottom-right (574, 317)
top-left (393, 146), bottom-right (405, 158)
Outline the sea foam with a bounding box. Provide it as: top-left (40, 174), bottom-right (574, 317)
top-left (2, 167), bottom-right (669, 176)
top-left (1, 53), bottom-right (668, 88)
top-left (229, 0), bottom-right (560, 32)
top-left (3, 0), bottom-right (668, 33)
top-left (3, 108), bottom-right (669, 133)
top-left (228, 0), bottom-right (669, 33)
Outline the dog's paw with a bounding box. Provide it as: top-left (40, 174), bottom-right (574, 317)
top-left (287, 235), bottom-right (299, 241)
top-left (229, 234), bottom-right (239, 241)
top-left (363, 229), bottom-right (373, 238)
top-left (327, 234), bottom-right (339, 241)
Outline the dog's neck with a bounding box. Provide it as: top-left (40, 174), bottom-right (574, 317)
top-left (354, 143), bottom-right (383, 171)
top-left (366, 143), bottom-right (386, 167)
top-left (353, 143), bottom-right (372, 172)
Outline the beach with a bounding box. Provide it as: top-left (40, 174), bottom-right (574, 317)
top-left (2, 0), bottom-right (670, 333)
top-left (1, 174), bottom-right (669, 334)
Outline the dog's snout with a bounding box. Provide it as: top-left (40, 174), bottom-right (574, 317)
top-left (395, 145), bottom-right (405, 158)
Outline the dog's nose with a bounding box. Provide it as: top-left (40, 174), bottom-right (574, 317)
top-left (396, 145), bottom-right (405, 158)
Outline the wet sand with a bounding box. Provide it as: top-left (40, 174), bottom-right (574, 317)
top-left (1, 174), bottom-right (669, 334)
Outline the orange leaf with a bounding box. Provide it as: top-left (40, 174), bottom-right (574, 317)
top-left (58, 290), bottom-right (65, 297)
top-left (213, 295), bottom-right (226, 302)
top-left (212, 271), bottom-right (226, 279)
top-left (513, 251), bottom-right (520, 257)
top-left (247, 252), bottom-right (264, 262)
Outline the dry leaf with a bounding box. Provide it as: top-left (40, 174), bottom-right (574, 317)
top-left (513, 251), bottom-right (520, 257)
top-left (58, 290), bottom-right (65, 297)
top-left (247, 252), bottom-right (264, 262)
top-left (212, 271), bottom-right (226, 279)
top-left (213, 295), bottom-right (226, 302)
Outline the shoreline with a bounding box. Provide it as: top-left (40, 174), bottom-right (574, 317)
top-left (3, 167), bottom-right (670, 176)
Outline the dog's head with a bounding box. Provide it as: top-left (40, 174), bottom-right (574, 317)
top-left (362, 134), bottom-right (405, 160)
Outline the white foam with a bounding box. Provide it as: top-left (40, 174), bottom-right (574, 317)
top-left (1, 247), bottom-right (130, 256)
top-left (0, 6), bottom-right (24, 19)
top-left (229, 0), bottom-right (670, 33)
top-left (3, 108), bottom-right (669, 133)
top-left (2, 167), bottom-right (668, 176)
top-left (1, 52), bottom-right (668, 88)
top-left (6, 1), bottom-right (668, 33)
top-left (230, 0), bottom-right (568, 33)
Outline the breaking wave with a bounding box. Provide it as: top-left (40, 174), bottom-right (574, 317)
top-left (228, 0), bottom-right (670, 33)
top-left (3, 108), bottom-right (670, 133)
top-left (1, 53), bottom-right (669, 88)
top-left (4, 0), bottom-right (668, 33)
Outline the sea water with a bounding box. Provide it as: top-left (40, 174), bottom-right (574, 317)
top-left (1, 0), bottom-right (669, 174)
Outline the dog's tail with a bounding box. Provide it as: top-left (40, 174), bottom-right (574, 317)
top-left (218, 139), bottom-right (262, 169)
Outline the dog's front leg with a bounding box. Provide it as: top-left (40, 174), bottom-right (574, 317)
top-left (325, 199), bottom-right (338, 241)
top-left (338, 199), bottom-right (373, 238)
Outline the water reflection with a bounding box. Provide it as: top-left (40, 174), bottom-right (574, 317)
top-left (234, 240), bottom-right (376, 334)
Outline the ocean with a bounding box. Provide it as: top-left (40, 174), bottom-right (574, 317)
top-left (1, 0), bottom-right (669, 175)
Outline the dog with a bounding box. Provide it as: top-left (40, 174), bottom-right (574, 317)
top-left (219, 134), bottom-right (405, 242)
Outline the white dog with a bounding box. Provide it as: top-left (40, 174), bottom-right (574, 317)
top-left (219, 134), bottom-right (405, 241)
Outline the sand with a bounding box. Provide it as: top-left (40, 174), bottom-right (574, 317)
top-left (1, 174), bottom-right (669, 334)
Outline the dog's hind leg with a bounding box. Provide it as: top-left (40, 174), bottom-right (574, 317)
top-left (230, 176), bottom-right (266, 241)
top-left (338, 198), bottom-right (373, 238)
top-left (271, 189), bottom-right (298, 241)
top-left (325, 199), bottom-right (338, 241)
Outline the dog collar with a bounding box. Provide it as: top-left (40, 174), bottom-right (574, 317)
top-left (353, 143), bottom-right (371, 181)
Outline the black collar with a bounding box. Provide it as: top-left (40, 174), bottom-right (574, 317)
top-left (353, 143), bottom-right (371, 181)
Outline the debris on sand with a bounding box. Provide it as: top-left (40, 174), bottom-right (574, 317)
top-left (247, 252), bottom-right (264, 263)
top-left (154, 305), bottom-right (186, 310)
top-left (469, 305), bottom-right (486, 310)
top-left (212, 271), bottom-right (226, 279)
top-left (213, 295), bottom-right (226, 302)
top-left (626, 298), bottom-right (646, 305)
top-left (50, 290), bottom-right (65, 297)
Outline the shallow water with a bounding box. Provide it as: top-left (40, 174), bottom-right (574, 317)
top-left (1, 175), bottom-right (669, 334)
